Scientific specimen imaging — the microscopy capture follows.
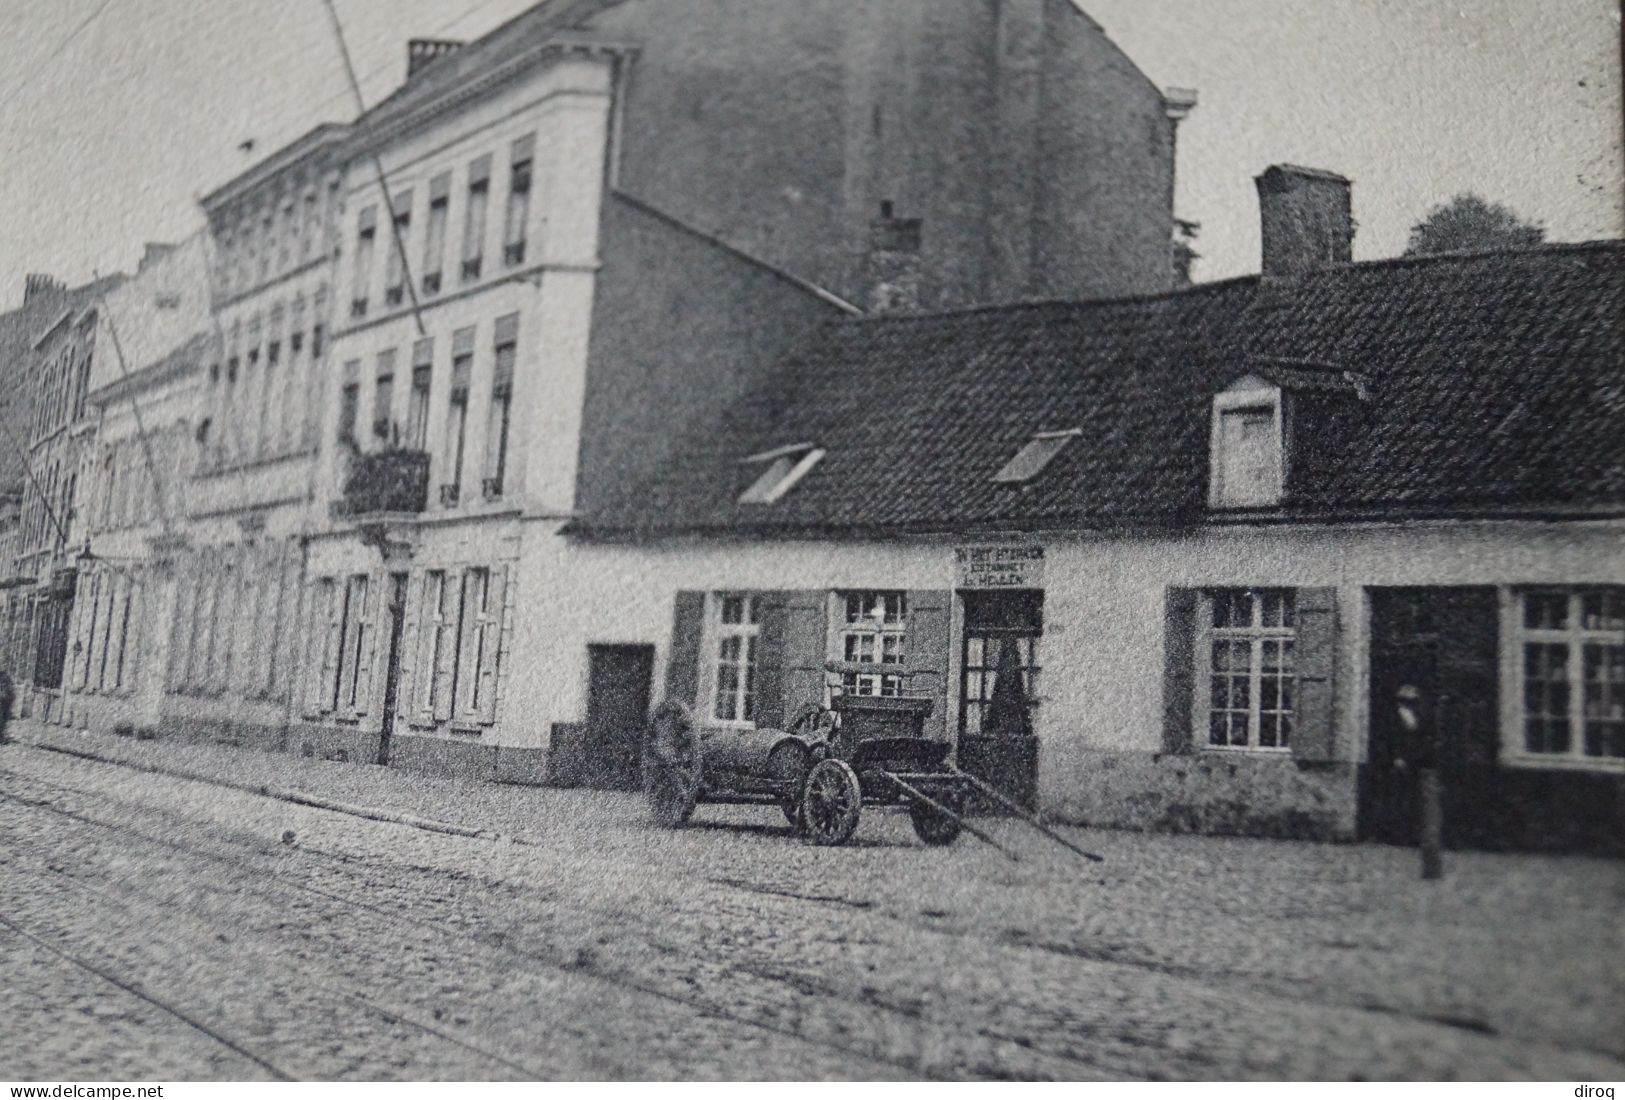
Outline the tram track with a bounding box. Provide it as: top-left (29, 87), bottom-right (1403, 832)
top-left (1, 797), bottom-right (558, 1079)
top-left (1, 763), bottom-right (1053, 1078)
top-left (0, 913), bottom-right (296, 1080)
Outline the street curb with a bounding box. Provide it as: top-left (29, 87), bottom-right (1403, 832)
top-left (21, 737), bottom-right (535, 847)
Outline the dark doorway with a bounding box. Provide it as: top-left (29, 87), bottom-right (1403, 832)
top-left (1364, 587), bottom-right (1499, 847)
top-left (957, 589), bottom-right (1043, 811)
top-left (584, 644), bottom-right (655, 790)
top-left (377, 572), bottom-right (410, 766)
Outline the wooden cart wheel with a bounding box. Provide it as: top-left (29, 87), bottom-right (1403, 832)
top-left (909, 797), bottom-right (964, 846)
top-left (800, 758), bottom-right (862, 845)
top-left (644, 701), bottom-right (702, 827)
top-left (767, 740), bottom-right (812, 830)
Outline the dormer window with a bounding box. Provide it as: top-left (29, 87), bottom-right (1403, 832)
top-left (994, 428), bottom-right (1079, 484)
top-left (1210, 378), bottom-right (1283, 508)
top-left (738, 443), bottom-right (824, 505)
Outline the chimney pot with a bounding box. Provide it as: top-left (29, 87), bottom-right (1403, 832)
top-left (1256, 164), bottom-right (1354, 276)
top-left (407, 38), bottom-right (464, 80)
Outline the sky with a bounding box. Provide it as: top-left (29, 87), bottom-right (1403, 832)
top-left (0, 0), bottom-right (1619, 310)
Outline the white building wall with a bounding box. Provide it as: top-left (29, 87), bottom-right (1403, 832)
top-left (511, 518), bottom-right (1625, 823)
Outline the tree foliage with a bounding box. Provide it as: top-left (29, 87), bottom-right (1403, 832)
top-left (1404, 193), bottom-right (1545, 257)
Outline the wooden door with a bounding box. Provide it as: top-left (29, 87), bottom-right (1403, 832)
top-left (1364, 587), bottom-right (1499, 846)
top-left (585, 644), bottom-right (656, 790)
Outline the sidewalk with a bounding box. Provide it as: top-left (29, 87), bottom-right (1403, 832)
top-left (8, 716), bottom-right (635, 846)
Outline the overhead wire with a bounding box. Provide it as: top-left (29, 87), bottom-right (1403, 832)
top-left (0, 0), bottom-right (118, 122)
top-left (224, 0), bottom-right (512, 206)
top-left (319, 0), bottom-right (429, 337)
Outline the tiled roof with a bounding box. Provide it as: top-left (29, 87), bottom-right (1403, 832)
top-left (573, 241), bottom-right (1625, 538)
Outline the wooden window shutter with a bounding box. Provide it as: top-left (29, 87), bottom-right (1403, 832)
top-left (414, 571), bottom-right (442, 720)
top-left (353, 576), bottom-right (375, 715)
top-left (1162, 587), bottom-right (1199, 754)
top-left (167, 564), bottom-right (194, 690)
top-left (782, 590), bottom-right (830, 718)
top-left (665, 591), bottom-right (706, 709)
top-left (320, 580), bottom-right (343, 713)
top-left (453, 569), bottom-right (485, 719)
top-left (75, 573), bottom-right (98, 689)
top-left (433, 571), bottom-right (461, 723)
top-left (1291, 586), bottom-right (1339, 762)
top-left (476, 564), bottom-right (507, 724)
top-left (752, 591), bottom-right (788, 728)
top-left (905, 590), bottom-right (952, 740)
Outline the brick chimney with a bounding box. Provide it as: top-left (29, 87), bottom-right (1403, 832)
top-left (407, 38), bottom-right (463, 80)
top-left (865, 201), bottom-right (922, 313)
top-left (1255, 165), bottom-right (1354, 276)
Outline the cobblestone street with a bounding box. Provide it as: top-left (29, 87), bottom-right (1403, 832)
top-left (2, 726), bottom-right (1621, 1081)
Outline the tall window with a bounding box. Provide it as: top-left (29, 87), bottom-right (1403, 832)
top-left (462, 155), bottom-right (491, 282)
top-left (503, 136), bottom-right (533, 267)
top-left (484, 317), bottom-right (516, 499)
top-left (261, 317), bottom-right (282, 459)
top-left (373, 349), bottom-right (396, 444)
top-left (839, 591), bottom-right (907, 697)
top-left (1203, 589), bottom-right (1296, 750)
top-left (442, 330), bottom-right (473, 506)
top-left (1518, 588), bottom-right (1625, 765)
top-left (423, 174), bottom-right (449, 294)
top-left (461, 566), bottom-right (498, 717)
top-left (339, 361), bottom-right (360, 444)
top-left (111, 576), bottom-right (132, 691)
top-left (259, 211), bottom-right (274, 282)
top-left (407, 339), bottom-right (433, 449)
top-left (337, 573), bottom-right (371, 714)
top-left (277, 198), bottom-right (294, 272)
top-left (710, 594), bottom-right (759, 723)
top-left (384, 192), bottom-right (411, 306)
top-left (352, 205), bottom-right (377, 318)
top-left (301, 190), bottom-right (318, 263)
top-left (222, 356), bottom-right (240, 463)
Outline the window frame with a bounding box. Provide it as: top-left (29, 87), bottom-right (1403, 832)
top-left (1194, 587), bottom-right (1298, 753)
top-left (833, 591), bottom-right (908, 698)
top-left (703, 593), bottom-right (761, 726)
top-left (1504, 586), bottom-right (1625, 772)
top-left (1209, 383), bottom-right (1285, 509)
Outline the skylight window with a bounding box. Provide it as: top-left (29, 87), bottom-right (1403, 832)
top-left (993, 429), bottom-right (1079, 484)
top-left (738, 443), bottom-right (825, 505)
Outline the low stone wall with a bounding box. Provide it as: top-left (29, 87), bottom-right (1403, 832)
top-left (1046, 748), bottom-right (1360, 841)
top-left (286, 721), bottom-right (379, 765)
top-left (159, 711), bottom-right (288, 754)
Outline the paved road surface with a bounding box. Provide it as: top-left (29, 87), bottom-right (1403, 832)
top-left (1, 736), bottom-right (1621, 1080)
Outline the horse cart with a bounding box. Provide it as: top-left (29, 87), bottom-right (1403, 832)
top-left (642, 666), bottom-right (1102, 861)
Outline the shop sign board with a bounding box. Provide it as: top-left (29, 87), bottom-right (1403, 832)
top-left (955, 545), bottom-right (1044, 589)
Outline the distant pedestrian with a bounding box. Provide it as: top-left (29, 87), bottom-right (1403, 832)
top-left (1392, 682), bottom-right (1444, 878)
top-left (1390, 683), bottom-right (1438, 774)
top-left (0, 667), bottom-right (14, 745)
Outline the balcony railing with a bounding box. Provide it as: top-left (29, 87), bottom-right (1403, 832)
top-left (335, 448), bottom-right (431, 517)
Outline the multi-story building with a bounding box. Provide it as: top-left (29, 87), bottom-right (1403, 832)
top-left (276, 0), bottom-right (1193, 781)
top-left (0, 274), bottom-right (79, 693)
top-left (8, 273), bottom-right (125, 721)
top-left (158, 124), bottom-right (349, 749)
top-left (62, 236), bottom-right (212, 735)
